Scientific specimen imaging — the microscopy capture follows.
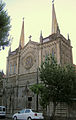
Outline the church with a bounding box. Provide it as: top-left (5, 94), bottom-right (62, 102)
top-left (4, 1), bottom-right (73, 116)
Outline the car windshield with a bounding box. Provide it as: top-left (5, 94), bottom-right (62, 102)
top-left (25, 109), bottom-right (30, 113)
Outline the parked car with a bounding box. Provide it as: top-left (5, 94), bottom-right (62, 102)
top-left (12, 109), bottom-right (44, 120)
top-left (0, 106), bottom-right (6, 118)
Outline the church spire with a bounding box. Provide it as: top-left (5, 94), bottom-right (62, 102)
top-left (8, 45), bottom-right (11, 55)
top-left (19, 18), bottom-right (24, 48)
top-left (51, 0), bottom-right (60, 34)
top-left (40, 30), bottom-right (43, 43)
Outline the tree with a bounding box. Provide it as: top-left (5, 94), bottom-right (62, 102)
top-left (30, 55), bottom-right (76, 120)
top-left (0, 70), bottom-right (4, 79)
top-left (0, 0), bottom-right (11, 50)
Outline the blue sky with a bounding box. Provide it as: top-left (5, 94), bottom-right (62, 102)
top-left (0, 0), bottom-right (76, 73)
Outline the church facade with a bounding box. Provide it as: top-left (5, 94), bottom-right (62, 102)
top-left (4, 1), bottom-right (73, 116)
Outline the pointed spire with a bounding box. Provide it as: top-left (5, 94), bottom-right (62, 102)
top-left (29, 35), bottom-right (32, 41)
top-left (51, 0), bottom-right (60, 34)
top-left (8, 46), bottom-right (11, 55)
top-left (40, 30), bottom-right (43, 43)
top-left (67, 33), bottom-right (70, 40)
top-left (67, 33), bottom-right (71, 45)
top-left (19, 18), bottom-right (25, 48)
top-left (40, 30), bottom-right (42, 37)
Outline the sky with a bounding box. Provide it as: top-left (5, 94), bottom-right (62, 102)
top-left (0, 0), bottom-right (76, 73)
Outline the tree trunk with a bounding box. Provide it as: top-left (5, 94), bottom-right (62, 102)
top-left (50, 102), bottom-right (57, 120)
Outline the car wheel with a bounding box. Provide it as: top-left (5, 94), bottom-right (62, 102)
top-left (27, 117), bottom-right (31, 120)
top-left (14, 116), bottom-right (17, 120)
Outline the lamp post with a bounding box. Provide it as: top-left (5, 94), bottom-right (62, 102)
top-left (36, 68), bottom-right (38, 111)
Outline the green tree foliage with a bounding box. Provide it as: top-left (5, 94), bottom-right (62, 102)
top-left (0, 70), bottom-right (4, 79)
top-left (0, 0), bottom-right (11, 50)
top-left (30, 55), bottom-right (76, 119)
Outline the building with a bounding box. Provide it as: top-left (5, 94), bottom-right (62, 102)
top-left (4, 1), bottom-right (73, 116)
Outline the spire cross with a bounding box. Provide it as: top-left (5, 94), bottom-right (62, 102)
top-left (29, 35), bottom-right (32, 41)
top-left (23, 17), bottom-right (24, 21)
top-left (52, 0), bottom-right (54, 4)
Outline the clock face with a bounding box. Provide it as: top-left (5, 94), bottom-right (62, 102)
top-left (25, 56), bottom-right (33, 69)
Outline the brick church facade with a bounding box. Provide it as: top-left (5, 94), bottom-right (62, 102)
top-left (3, 1), bottom-right (75, 117)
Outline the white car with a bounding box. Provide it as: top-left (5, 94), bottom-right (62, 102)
top-left (12, 109), bottom-right (44, 120)
top-left (0, 106), bottom-right (6, 118)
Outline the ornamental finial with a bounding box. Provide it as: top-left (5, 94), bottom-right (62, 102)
top-left (23, 17), bottom-right (24, 21)
top-left (67, 33), bottom-right (70, 40)
top-left (29, 35), bottom-right (32, 41)
top-left (52, 0), bottom-right (54, 4)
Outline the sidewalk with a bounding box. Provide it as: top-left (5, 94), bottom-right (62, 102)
top-left (6, 114), bottom-right (12, 119)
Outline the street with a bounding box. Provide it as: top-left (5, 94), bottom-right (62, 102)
top-left (0, 118), bottom-right (12, 120)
